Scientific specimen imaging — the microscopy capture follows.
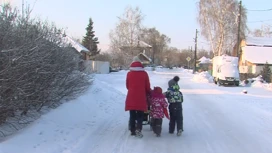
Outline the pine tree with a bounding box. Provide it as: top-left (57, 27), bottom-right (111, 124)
top-left (261, 62), bottom-right (271, 83)
top-left (82, 18), bottom-right (100, 59)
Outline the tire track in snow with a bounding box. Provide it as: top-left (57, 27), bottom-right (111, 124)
top-left (182, 81), bottom-right (272, 153)
top-left (111, 129), bottom-right (129, 153)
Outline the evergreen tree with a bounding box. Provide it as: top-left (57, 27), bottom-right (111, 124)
top-left (261, 62), bottom-right (271, 83)
top-left (82, 18), bottom-right (100, 58)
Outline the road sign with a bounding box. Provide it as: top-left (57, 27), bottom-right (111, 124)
top-left (186, 57), bottom-right (191, 62)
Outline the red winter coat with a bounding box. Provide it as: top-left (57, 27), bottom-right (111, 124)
top-left (125, 61), bottom-right (151, 111)
top-left (150, 87), bottom-right (169, 119)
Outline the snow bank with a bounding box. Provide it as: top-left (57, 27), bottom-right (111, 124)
top-left (192, 71), bottom-right (213, 83)
top-left (153, 67), bottom-right (186, 75)
top-left (144, 67), bottom-right (153, 71)
top-left (184, 69), bottom-right (193, 73)
top-left (0, 79), bottom-right (127, 153)
top-left (266, 83), bottom-right (272, 90)
top-left (242, 76), bottom-right (272, 91)
top-left (251, 81), bottom-right (264, 88)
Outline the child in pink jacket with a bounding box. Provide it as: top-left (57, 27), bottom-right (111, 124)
top-left (150, 86), bottom-right (169, 137)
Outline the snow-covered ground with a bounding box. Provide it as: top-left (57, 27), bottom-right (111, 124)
top-left (1, 68), bottom-right (272, 153)
top-left (192, 71), bottom-right (213, 83)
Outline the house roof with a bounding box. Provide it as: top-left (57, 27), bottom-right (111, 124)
top-left (138, 40), bottom-right (152, 48)
top-left (245, 37), bottom-right (272, 47)
top-left (242, 46), bottom-right (272, 64)
top-left (138, 52), bottom-right (152, 62)
top-left (120, 40), bottom-right (152, 49)
top-left (63, 36), bottom-right (89, 53)
top-left (119, 46), bottom-right (142, 51)
top-left (198, 56), bottom-right (212, 64)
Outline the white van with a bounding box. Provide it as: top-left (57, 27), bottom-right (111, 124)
top-left (212, 55), bottom-right (240, 86)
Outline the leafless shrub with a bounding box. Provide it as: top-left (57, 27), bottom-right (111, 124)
top-left (0, 4), bottom-right (91, 137)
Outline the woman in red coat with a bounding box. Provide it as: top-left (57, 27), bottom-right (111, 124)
top-left (125, 56), bottom-right (151, 137)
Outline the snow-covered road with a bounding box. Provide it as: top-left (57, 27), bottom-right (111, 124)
top-left (1, 68), bottom-right (272, 153)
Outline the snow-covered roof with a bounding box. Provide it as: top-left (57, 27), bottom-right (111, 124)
top-left (198, 56), bottom-right (212, 64)
top-left (138, 40), bottom-right (152, 48)
top-left (242, 46), bottom-right (272, 64)
top-left (138, 52), bottom-right (152, 62)
top-left (63, 36), bottom-right (89, 53)
top-left (246, 37), bottom-right (272, 47)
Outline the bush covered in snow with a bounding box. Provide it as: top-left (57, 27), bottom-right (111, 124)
top-left (250, 76), bottom-right (265, 87)
top-left (0, 4), bottom-right (91, 137)
top-left (192, 71), bottom-right (213, 83)
top-left (242, 76), bottom-right (272, 91)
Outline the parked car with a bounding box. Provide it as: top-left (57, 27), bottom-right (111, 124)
top-left (109, 67), bottom-right (119, 72)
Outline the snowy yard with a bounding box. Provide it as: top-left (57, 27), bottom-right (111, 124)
top-left (1, 68), bottom-right (272, 153)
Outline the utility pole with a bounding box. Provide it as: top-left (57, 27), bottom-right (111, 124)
top-left (190, 46), bottom-right (193, 69)
top-left (237, 0), bottom-right (242, 58)
top-left (193, 29), bottom-right (198, 73)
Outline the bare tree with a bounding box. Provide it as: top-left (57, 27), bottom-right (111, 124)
top-left (140, 27), bottom-right (171, 65)
top-left (0, 4), bottom-right (90, 137)
top-left (109, 6), bottom-right (144, 66)
top-left (95, 52), bottom-right (112, 62)
top-left (251, 24), bottom-right (272, 37)
top-left (197, 0), bottom-right (247, 56)
top-left (197, 49), bottom-right (213, 58)
top-left (178, 49), bottom-right (194, 67)
top-left (164, 47), bottom-right (180, 68)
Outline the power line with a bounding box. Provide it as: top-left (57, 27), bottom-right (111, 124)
top-left (246, 8), bottom-right (272, 12)
top-left (248, 19), bottom-right (272, 23)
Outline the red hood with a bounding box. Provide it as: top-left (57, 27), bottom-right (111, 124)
top-left (129, 61), bottom-right (144, 71)
top-left (151, 87), bottom-right (165, 98)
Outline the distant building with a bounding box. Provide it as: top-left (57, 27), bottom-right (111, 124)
top-left (63, 35), bottom-right (90, 60)
top-left (238, 37), bottom-right (272, 74)
top-left (197, 56), bottom-right (212, 72)
top-left (119, 40), bottom-right (153, 65)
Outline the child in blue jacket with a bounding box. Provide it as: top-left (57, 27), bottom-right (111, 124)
top-left (165, 76), bottom-right (183, 136)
